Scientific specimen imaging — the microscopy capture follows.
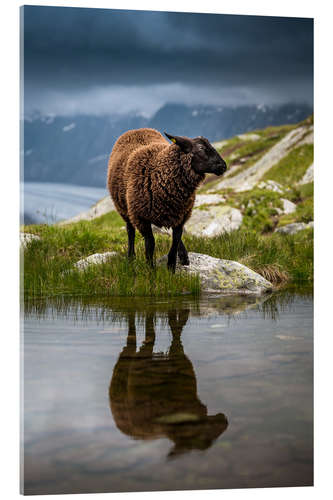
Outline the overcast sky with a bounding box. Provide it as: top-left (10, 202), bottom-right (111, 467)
top-left (22, 6), bottom-right (313, 117)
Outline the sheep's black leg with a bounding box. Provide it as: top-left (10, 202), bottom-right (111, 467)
top-left (126, 311), bottom-right (137, 351)
top-left (167, 308), bottom-right (189, 355)
top-left (119, 311), bottom-right (136, 357)
top-left (178, 239), bottom-right (190, 266)
top-left (138, 313), bottom-right (155, 357)
top-left (168, 225), bottom-right (183, 272)
top-left (138, 221), bottom-right (155, 267)
top-left (126, 221), bottom-right (136, 259)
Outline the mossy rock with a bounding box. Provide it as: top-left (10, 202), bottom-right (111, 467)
top-left (159, 252), bottom-right (273, 296)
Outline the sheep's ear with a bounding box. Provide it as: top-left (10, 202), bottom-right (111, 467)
top-left (164, 132), bottom-right (192, 153)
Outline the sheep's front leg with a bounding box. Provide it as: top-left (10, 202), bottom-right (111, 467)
top-left (168, 225), bottom-right (183, 272)
top-left (126, 221), bottom-right (136, 259)
top-left (178, 239), bottom-right (190, 266)
top-left (138, 221), bottom-right (155, 267)
top-left (138, 313), bottom-right (156, 357)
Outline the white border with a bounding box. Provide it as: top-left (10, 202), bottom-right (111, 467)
top-left (2, 1), bottom-right (332, 500)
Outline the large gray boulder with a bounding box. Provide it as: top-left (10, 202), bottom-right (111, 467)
top-left (185, 205), bottom-right (243, 237)
top-left (159, 252), bottom-right (273, 295)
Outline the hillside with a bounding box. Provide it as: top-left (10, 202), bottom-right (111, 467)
top-left (61, 114), bottom-right (314, 235)
top-left (23, 102), bottom-right (312, 187)
top-left (21, 115), bottom-right (314, 298)
top-left (196, 114), bottom-right (314, 234)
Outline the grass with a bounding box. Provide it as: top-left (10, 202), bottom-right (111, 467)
top-left (22, 213), bottom-right (313, 298)
top-left (22, 216), bottom-right (200, 298)
top-left (23, 237), bottom-right (200, 299)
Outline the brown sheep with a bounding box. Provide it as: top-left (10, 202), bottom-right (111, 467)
top-left (109, 308), bottom-right (228, 458)
top-left (107, 128), bottom-right (227, 271)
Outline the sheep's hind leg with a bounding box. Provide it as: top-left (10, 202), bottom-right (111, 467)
top-left (126, 221), bottom-right (136, 259)
top-left (168, 225), bottom-right (183, 273)
top-left (138, 221), bottom-right (155, 267)
top-left (178, 239), bottom-right (190, 266)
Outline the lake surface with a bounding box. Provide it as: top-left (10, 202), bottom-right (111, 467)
top-left (21, 182), bottom-right (107, 224)
top-left (22, 292), bottom-right (313, 494)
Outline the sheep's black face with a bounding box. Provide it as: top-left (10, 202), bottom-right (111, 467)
top-left (164, 132), bottom-right (227, 176)
top-left (191, 137), bottom-right (227, 176)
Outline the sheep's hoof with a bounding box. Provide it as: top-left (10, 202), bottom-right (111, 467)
top-left (167, 263), bottom-right (176, 273)
top-left (180, 257), bottom-right (190, 266)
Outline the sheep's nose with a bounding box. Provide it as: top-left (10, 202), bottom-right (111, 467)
top-left (215, 160), bottom-right (227, 176)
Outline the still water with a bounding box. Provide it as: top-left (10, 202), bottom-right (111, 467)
top-left (22, 292), bottom-right (313, 494)
top-left (21, 182), bottom-right (107, 224)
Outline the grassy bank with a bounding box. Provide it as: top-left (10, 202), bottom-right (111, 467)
top-left (22, 210), bottom-right (313, 298)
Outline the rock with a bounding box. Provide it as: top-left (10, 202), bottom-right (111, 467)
top-left (74, 251), bottom-right (118, 270)
top-left (20, 232), bottom-right (41, 249)
top-left (185, 205), bottom-right (243, 237)
top-left (281, 198), bottom-right (296, 214)
top-left (297, 126), bottom-right (314, 146)
top-left (213, 140), bottom-right (228, 150)
top-left (159, 252), bottom-right (273, 295)
top-left (59, 196), bottom-right (115, 225)
top-left (276, 198), bottom-right (297, 215)
top-left (151, 225), bottom-right (172, 236)
top-left (214, 125), bottom-right (311, 192)
top-left (237, 133), bottom-right (261, 141)
top-left (258, 180), bottom-right (284, 194)
top-left (275, 221), bottom-right (313, 234)
top-left (297, 164), bottom-right (314, 185)
top-left (194, 194), bottom-right (226, 207)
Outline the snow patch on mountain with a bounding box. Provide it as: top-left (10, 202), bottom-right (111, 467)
top-left (63, 123), bottom-right (76, 132)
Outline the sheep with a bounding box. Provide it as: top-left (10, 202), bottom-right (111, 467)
top-left (109, 308), bottom-right (228, 457)
top-left (107, 128), bottom-right (227, 271)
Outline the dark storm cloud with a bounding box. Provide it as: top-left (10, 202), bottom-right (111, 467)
top-left (22, 5), bottom-right (313, 114)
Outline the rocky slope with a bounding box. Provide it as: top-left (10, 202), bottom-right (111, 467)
top-left (59, 115), bottom-right (313, 236)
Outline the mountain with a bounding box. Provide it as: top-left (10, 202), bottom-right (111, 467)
top-left (22, 103), bottom-right (313, 187)
top-left (23, 112), bottom-right (147, 187)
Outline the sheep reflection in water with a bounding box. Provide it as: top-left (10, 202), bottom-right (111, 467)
top-left (109, 308), bottom-right (228, 458)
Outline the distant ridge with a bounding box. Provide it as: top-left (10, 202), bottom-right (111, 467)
top-left (23, 103), bottom-right (313, 187)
